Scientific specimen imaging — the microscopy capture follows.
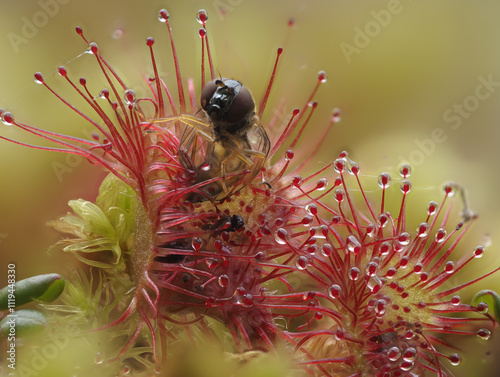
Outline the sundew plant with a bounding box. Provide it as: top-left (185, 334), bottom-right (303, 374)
top-left (1, 2), bottom-right (499, 377)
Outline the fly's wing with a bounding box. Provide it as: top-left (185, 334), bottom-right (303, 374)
top-left (169, 115), bottom-right (215, 174)
top-left (241, 121), bottom-right (270, 180)
top-left (246, 122), bottom-right (271, 162)
top-left (211, 121), bottom-right (270, 199)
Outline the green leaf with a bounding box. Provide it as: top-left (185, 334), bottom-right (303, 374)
top-left (0, 273), bottom-right (65, 310)
top-left (471, 289), bottom-right (500, 322)
top-left (49, 174), bottom-right (136, 269)
top-left (0, 309), bottom-right (47, 336)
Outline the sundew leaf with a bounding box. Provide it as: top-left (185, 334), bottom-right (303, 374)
top-left (1, 309), bottom-right (47, 336)
top-left (0, 273), bottom-right (65, 310)
top-left (471, 289), bottom-right (500, 323)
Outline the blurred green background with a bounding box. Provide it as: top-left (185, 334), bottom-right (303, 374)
top-left (0, 0), bottom-right (499, 375)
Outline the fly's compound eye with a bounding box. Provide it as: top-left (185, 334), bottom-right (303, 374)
top-left (223, 84), bottom-right (254, 123)
top-left (200, 79), bottom-right (219, 111)
top-left (200, 78), bottom-right (255, 123)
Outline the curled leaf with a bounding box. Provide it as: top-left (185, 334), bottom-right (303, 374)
top-left (0, 273), bottom-right (65, 310)
top-left (48, 174), bottom-right (136, 269)
top-left (471, 289), bottom-right (500, 323)
top-left (0, 309), bottom-right (47, 336)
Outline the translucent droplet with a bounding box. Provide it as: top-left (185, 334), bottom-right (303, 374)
top-left (387, 346), bottom-right (401, 362)
top-left (301, 215), bottom-right (314, 226)
top-left (435, 228), bottom-right (447, 243)
top-left (124, 89), bottom-right (136, 105)
top-left (2, 112), bottom-right (14, 126)
top-left (334, 188), bottom-right (345, 203)
top-left (309, 228), bottom-right (318, 238)
top-left (399, 163), bottom-right (412, 178)
top-left (99, 90), bottom-right (111, 102)
top-left (275, 228), bottom-right (289, 245)
top-left (316, 178), bottom-right (328, 191)
top-left (331, 107), bottom-right (341, 123)
top-left (402, 347), bottom-right (417, 362)
top-left (473, 246), bottom-right (485, 258)
top-left (302, 291), bottom-right (315, 301)
top-left (346, 235), bottom-right (361, 254)
top-left (451, 295), bottom-right (460, 306)
top-left (374, 299), bottom-right (387, 315)
top-left (379, 241), bottom-right (391, 255)
top-left (413, 263), bottom-right (423, 274)
top-left (321, 243), bottom-right (333, 257)
top-left (306, 244), bottom-right (318, 255)
top-left (348, 161), bottom-right (359, 176)
top-left (292, 175), bottom-right (302, 187)
top-left (476, 302), bottom-right (489, 314)
top-left (416, 223), bottom-right (429, 238)
top-left (399, 360), bottom-right (414, 371)
top-left (427, 201), bottom-right (438, 216)
top-left (254, 251), bottom-right (265, 261)
top-left (328, 284), bottom-right (342, 299)
top-left (365, 261), bottom-right (379, 276)
top-left (86, 42), bottom-right (99, 55)
top-left (121, 365), bottom-right (131, 375)
top-left (218, 274), bottom-right (229, 287)
top-left (443, 183), bottom-right (456, 197)
top-left (236, 287), bottom-right (246, 296)
top-left (95, 352), bottom-right (103, 365)
top-left (318, 70), bottom-right (327, 83)
top-left (191, 237), bottom-right (202, 251)
top-left (444, 261), bottom-right (455, 273)
top-left (377, 214), bottom-right (388, 228)
top-left (367, 276), bottom-right (382, 293)
top-left (386, 240), bottom-right (398, 253)
top-left (200, 162), bottom-right (211, 171)
top-left (205, 258), bottom-right (218, 269)
top-left (159, 9), bottom-right (169, 22)
top-left (449, 353), bottom-right (462, 366)
top-left (34, 72), bottom-right (44, 84)
top-left (197, 9), bottom-right (208, 25)
top-left (334, 158), bottom-right (346, 173)
top-left (318, 225), bottom-right (328, 239)
top-left (397, 232), bottom-right (411, 246)
top-left (348, 267), bottom-right (360, 281)
top-left (56, 67), bottom-right (66, 79)
top-left (241, 294), bottom-right (253, 307)
top-left (385, 268), bottom-right (397, 279)
top-left (400, 180), bottom-right (412, 194)
top-left (477, 328), bottom-right (491, 340)
top-left (296, 256), bottom-right (309, 270)
top-left (305, 204), bottom-right (318, 216)
top-left (365, 224), bottom-right (375, 238)
top-left (378, 172), bottom-right (392, 189)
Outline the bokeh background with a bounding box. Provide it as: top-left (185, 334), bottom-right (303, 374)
top-left (0, 0), bottom-right (499, 375)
